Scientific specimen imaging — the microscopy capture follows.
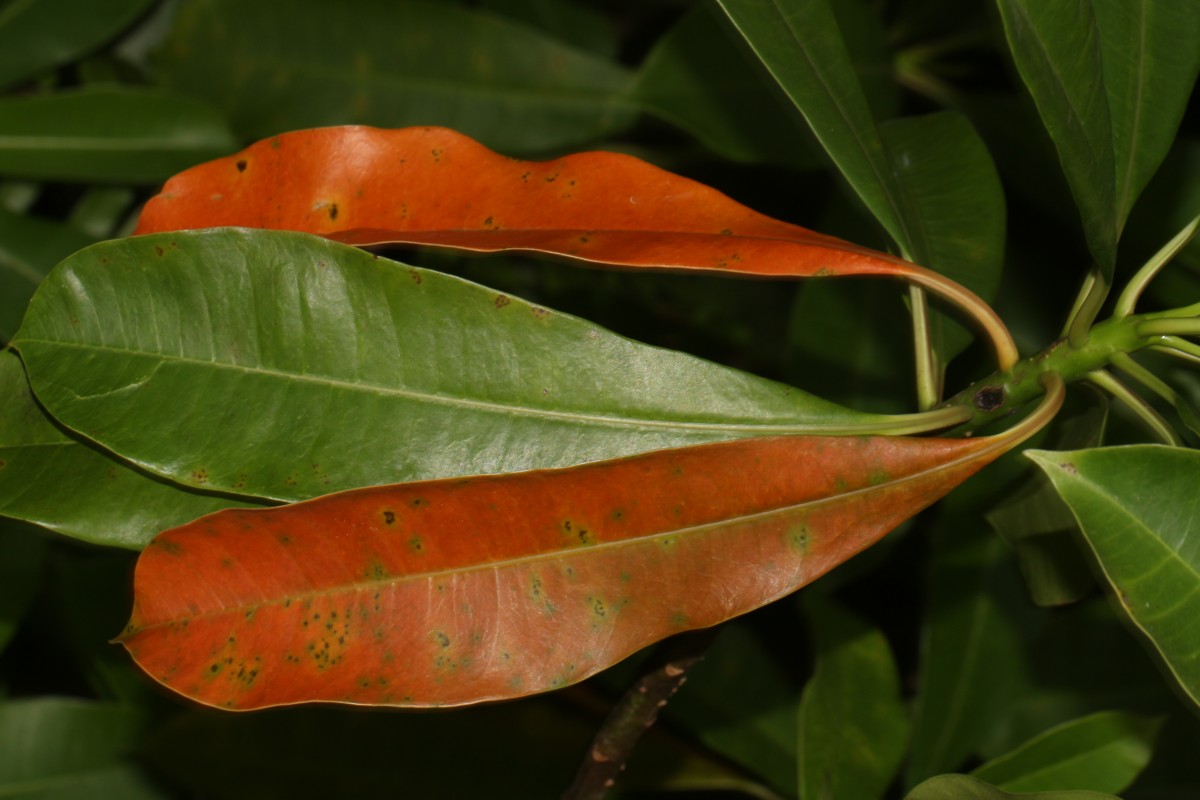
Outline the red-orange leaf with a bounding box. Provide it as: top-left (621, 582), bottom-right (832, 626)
top-left (134, 126), bottom-right (1016, 368)
top-left (119, 379), bottom-right (1060, 711)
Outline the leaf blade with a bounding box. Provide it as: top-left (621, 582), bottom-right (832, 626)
top-left (13, 229), bottom-right (897, 504)
top-left (1027, 445), bottom-right (1200, 710)
top-left (120, 425), bottom-right (1032, 710)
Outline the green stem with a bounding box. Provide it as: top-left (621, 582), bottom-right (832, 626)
top-left (1137, 319), bottom-right (1200, 337)
top-left (910, 285), bottom-right (940, 410)
top-left (1064, 267), bottom-right (1110, 346)
top-left (1086, 369), bottom-right (1182, 446)
top-left (942, 309), bottom-right (1168, 430)
top-left (1156, 337), bottom-right (1200, 364)
top-left (1113, 214), bottom-right (1200, 318)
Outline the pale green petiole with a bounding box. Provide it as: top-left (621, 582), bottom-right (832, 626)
top-left (1086, 369), bottom-right (1182, 446)
top-left (1113, 214), bottom-right (1200, 318)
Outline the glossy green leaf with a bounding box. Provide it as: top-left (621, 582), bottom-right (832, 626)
top-left (906, 517), bottom-right (1030, 785)
top-left (971, 711), bottom-right (1161, 795)
top-left (879, 111), bottom-right (1005, 361)
top-left (0, 208), bottom-right (94, 342)
top-left (0, 87), bottom-right (237, 183)
top-left (630, 4), bottom-right (821, 169)
top-left (13, 229), bottom-right (892, 504)
top-left (0, 520), bottom-right (46, 655)
top-left (906, 773), bottom-right (1120, 800)
top-left (0, 698), bottom-right (165, 799)
top-left (1028, 445), bottom-right (1200, 710)
top-left (714, 0), bottom-right (911, 251)
top-left (0, 0), bottom-right (156, 91)
top-left (1093, 0), bottom-right (1200, 227)
top-left (993, 0), bottom-right (1117, 272)
top-left (0, 349), bottom-right (263, 550)
top-left (987, 392), bottom-right (1107, 607)
top-left (797, 598), bottom-right (908, 800)
top-left (153, 0), bottom-right (635, 155)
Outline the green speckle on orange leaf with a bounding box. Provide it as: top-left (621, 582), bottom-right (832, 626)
top-left (433, 631), bottom-right (451, 649)
top-left (611, 508), bottom-right (625, 521)
top-left (671, 611), bottom-right (689, 628)
top-left (408, 535), bottom-right (424, 552)
top-left (869, 468), bottom-right (890, 486)
top-left (590, 597), bottom-right (606, 618)
top-left (530, 575), bottom-right (543, 599)
top-left (786, 525), bottom-right (810, 552)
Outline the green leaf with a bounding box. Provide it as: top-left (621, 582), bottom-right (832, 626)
top-left (476, 0), bottom-right (618, 59)
top-left (0, 0), bottom-right (156, 91)
top-left (630, 4), bottom-right (821, 169)
top-left (153, 0), bottom-right (635, 155)
top-left (1027, 445), bottom-right (1200, 710)
top-left (13, 229), bottom-right (888, 504)
top-left (0, 208), bottom-right (94, 342)
top-left (0, 349), bottom-right (263, 550)
top-left (971, 711), bottom-right (1161, 795)
top-left (0, 519), bottom-right (45, 656)
top-left (667, 623), bottom-right (798, 796)
top-left (906, 773), bottom-right (1121, 800)
top-left (993, 0), bottom-right (1116, 272)
top-left (987, 391), bottom-right (1108, 607)
top-left (797, 597), bottom-right (908, 800)
top-left (714, 0), bottom-right (911, 251)
top-left (0, 698), bottom-right (165, 799)
top-left (1093, 0), bottom-right (1200, 228)
top-left (0, 86), bottom-right (237, 183)
top-left (879, 111), bottom-right (1005, 361)
top-left (906, 517), bottom-right (1030, 785)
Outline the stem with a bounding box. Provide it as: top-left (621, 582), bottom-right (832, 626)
top-left (905, 267), bottom-right (1019, 370)
top-left (1156, 337), bottom-right (1200, 363)
top-left (1065, 267), bottom-right (1110, 346)
top-left (1086, 369), bottom-right (1182, 446)
top-left (1137, 319), bottom-right (1200, 337)
top-left (909, 285), bottom-right (940, 409)
top-left (942, 309), bottom-right (1171, 430)
top-left (1111, 352), bottom-right (1200, 434)
top-left (561, 628), bottom-right (720, 800)
top-left (1113, 214), bottom-right (1200, 318)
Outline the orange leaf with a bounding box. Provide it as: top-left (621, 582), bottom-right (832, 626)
top-left (135, 126), bottom-right (1016, 368)
top-left (119, 378), bottom-right (1060, 711)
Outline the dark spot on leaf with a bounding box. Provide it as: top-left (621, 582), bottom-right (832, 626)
top-left (719, 228), bottom-right (733, 235)
top-left (155, 539), bottom-right (183, 556)
top-left (236, 159), bottom-right (247, 172)
top-left (431, 148), bottom-right (443, 162)
top-left (611, 508), bottom-right (624, 521)
top-left (591, 598), bottom-right (605, 617)
top-left (494, 295), bottom-right (511, 309)
top-left (974, 385), bottom-right (1005, 412)
top-left (410, 270), bottom-right (422, 284)
top-left (410, 497), bottom-right (426, 508)
top-left (408, 536), bottom-right (423, 552)
top-left (382, 510), bottom-right (396, 525)
top-left (483, 215), bottom-right (494, 226)
top-left (278, 534), bottom-right (293, 545)
top-left (154, 246), bottom-right (164, 256)
top-left (190, 468), bottom-right (208, 484)
top-left (328, 203), bottom-right (339, 220)
top-left (434, 631), bottom-right (451, 648)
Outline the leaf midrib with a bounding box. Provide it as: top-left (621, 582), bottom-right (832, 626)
top-left (18, 337), bottom-right (847, 434)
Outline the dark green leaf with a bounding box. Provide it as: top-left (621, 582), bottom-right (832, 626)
top-left (993, 0), bottom-right (1116, 272)
top-left (1093, 0), bottom-right (1200, 227)
top-left (67, 187), bottom-right (136, 240)
top-left (0, 0), bottom-right (156, 91)
top-left (906, 517), bottom-right (1030, 786)
top-left (987, 391), bottom-right (1108, 607)
top-left (971, 711), bottom-right (1161, 795)
top-left (630, 4), bottom-right (821, 169)
top-left (879, 111), bottom-right (1005, 361)
top-left (667, 623), bottom-right (798, 795)
top-left (476, 0), bottom-right (618, 58)
top-left (1028, 445), bottom-right (1200, 710)
top-left (0, 87), bottom-right (237, 183)
top-left (906, 773), bottom-right (1120, 800)
top-left (13, 229), bottom-right (888, 504)
top-left (797, 597), bottom-right (908, 800)
top-left (0, 208), bottom-right (94, 342)
top-left (714, 0), bottom-right (911, 251)
top-left (0, 698), bottom-right (165, 799)
top-left (0, 349), bottom-right (263, 550)
top-left (0, 520), bottom-right (45, 656)
top-left (153, 0), bottom-right (635, 155)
